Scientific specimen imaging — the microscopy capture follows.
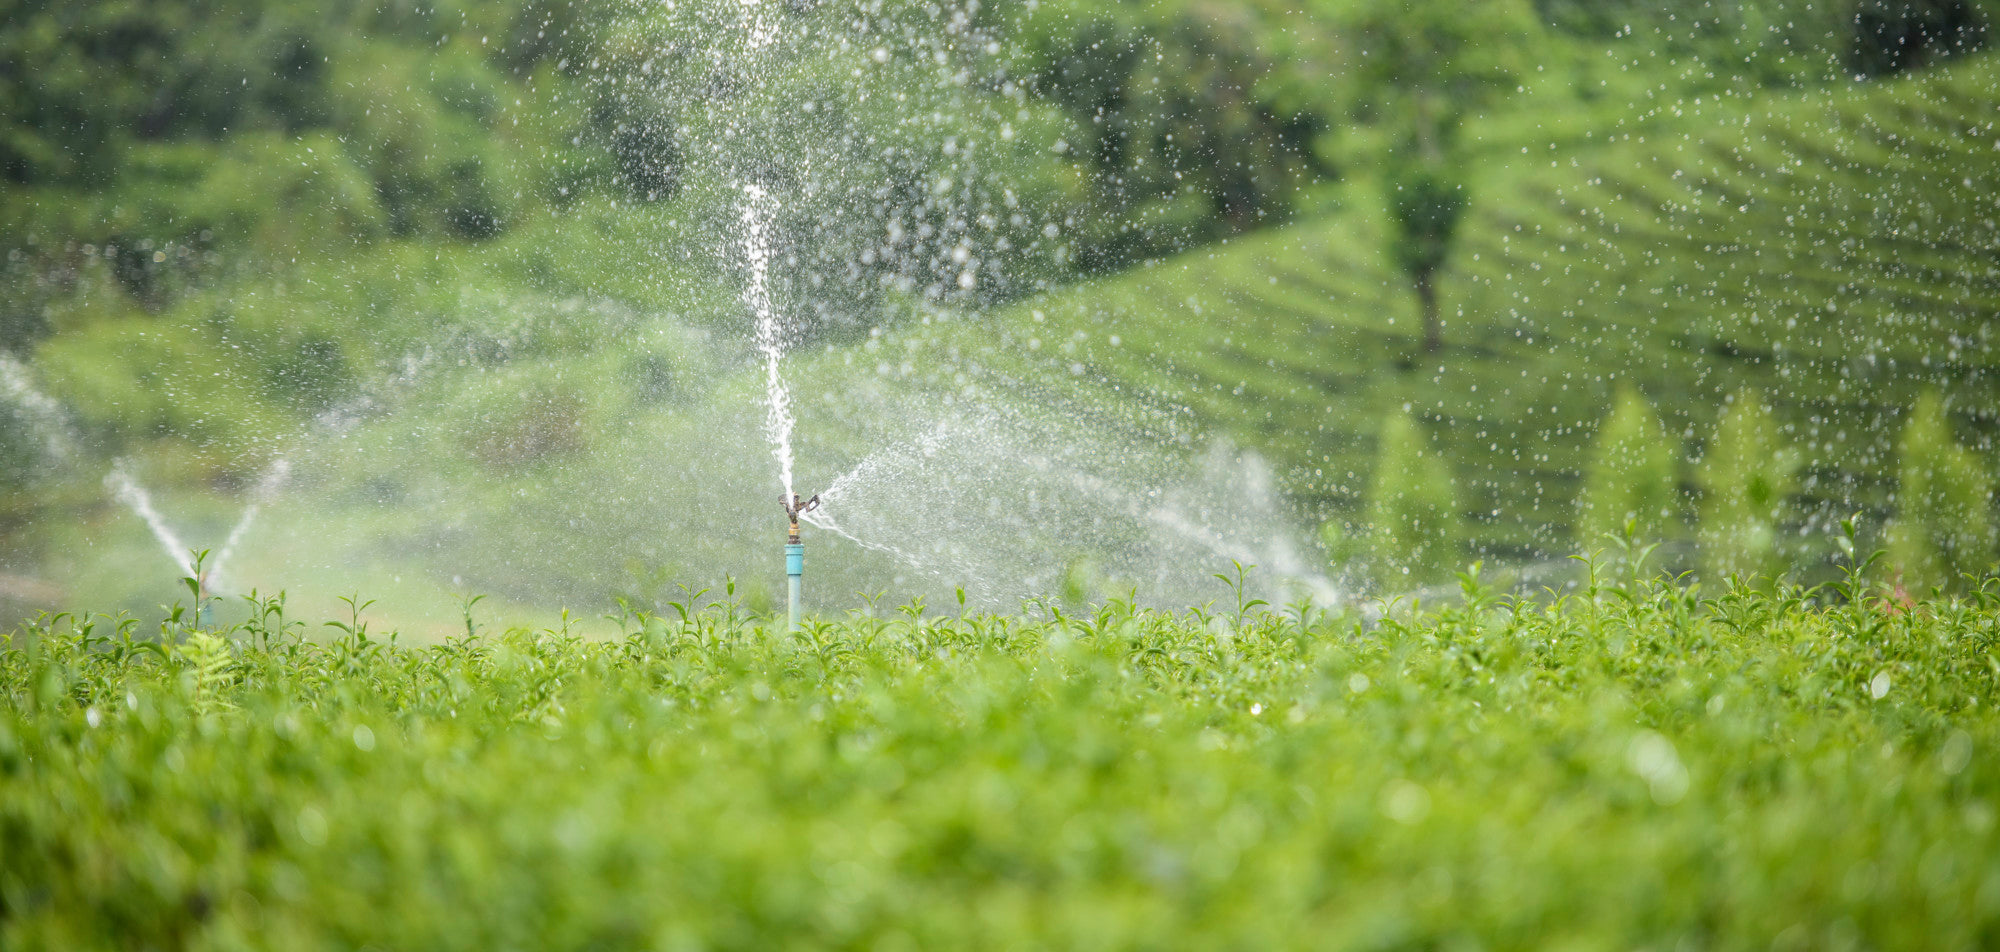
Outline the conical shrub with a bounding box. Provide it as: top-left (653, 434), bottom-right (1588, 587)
top-left (1366, 408), bottom-right (1460, 588)
top-left (1579, 384), bottom-right (1682, 551)
top-left (1697, 390), bottom-right (1798, 585)
top-left (1886, 392), bottom-right (1996, 594)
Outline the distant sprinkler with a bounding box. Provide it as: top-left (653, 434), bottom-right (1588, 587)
top-left (195, 567), bottom-right (213, 629)
top-left (781, 492), bottom-right (820, 631)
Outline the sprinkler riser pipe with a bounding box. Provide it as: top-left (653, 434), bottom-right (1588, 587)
top-left (786, 543), bottom-right (804, 632)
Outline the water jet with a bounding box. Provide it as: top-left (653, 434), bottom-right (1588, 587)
top-left (107, 459), bottom-right (294, 623)
top-left (1, 352), bottom-right (77, 463)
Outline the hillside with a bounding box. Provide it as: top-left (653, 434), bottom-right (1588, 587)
top-left (8, 30), bottom-right (1999, 618)
top-left (931, 54), bottom-right (2000, 569)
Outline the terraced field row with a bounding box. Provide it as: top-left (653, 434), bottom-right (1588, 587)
top-left (920, 55), bottom-right (2000, 569)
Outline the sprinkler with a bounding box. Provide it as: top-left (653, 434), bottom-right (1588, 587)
top-left (195, 569), bottom-right (213, 629)
top-left (782, 492), bottom-right (820, 631)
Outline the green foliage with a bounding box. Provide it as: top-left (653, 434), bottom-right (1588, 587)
top-left (1850, 0), bottom-right (1989, 76)
top-left (6, 0), bottom-right (2000, 598)
top-left (1579, 385), bottom-right (1683, 549)
top-left (0, 1), bottom-right (332, 184)
top-left (456, 377), bottom-right (593, 470)
top-left (1697, 390), bottom-right (1800, 585)
top-left (1003, 0), bottom-right (1337, 268)
top-left (4, 582), bottom-right (1999, 948)
top-left (0, 412), bottom-right (37, 495)
top-left (0, 0), bottom-right (591, 340)
top-left (1385, 166), bottom-right (1467, 282)
top-left (1886, 393), bottom-right (1997, 594)
top-left (1323, 0), bottom-right (1542, 135)
top-left (325, 43), bottom-right (538, 240)
top-left (1365, 409), bottom-right (1460, 587)
top-left (31, 313), bottom-right (289, 449)
top-left (0, 0), bottom-right (598, 186)
top-left (971, 55), bottom-right (2000, 573)
top-left (1529, 0), bottom-right (1988, 90)
top-left (1384, 164), bottom-right (1466, 350)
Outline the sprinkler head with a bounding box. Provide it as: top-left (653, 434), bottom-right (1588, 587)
top-left (782, 492), bottom-right (821, 543)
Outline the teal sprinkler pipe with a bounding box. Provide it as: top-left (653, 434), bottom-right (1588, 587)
top-left (783, 492), bottom-right (820, 632)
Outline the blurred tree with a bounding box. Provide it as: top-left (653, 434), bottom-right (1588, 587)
top-left (1850, 0), bottom-right (1987, 76)
top-left (1366, 408), bottom-right (1461, 588)
top-left (464, 379), bottom-right (591, 469)
top-left (0, 2), bottom-right (336, 185)
top-left (1317, 518), bottom-right (1367, 580)
top-left (587, 0), bottom-right (1086, 339)
top-left (1579, 385), bottom-right (1682, 549)
top-left (1885, 393), bottom-right (1996, 594)
top-left (1697, 390), bottom-right (1798, 585)
top-left (1325, 0), bottom-right (1539, 350)
top-left (605, 116), bottom-right (681, 203)
top-left (0, 0), bottom-right (582, 313)
top-left (1532, 0), bottom-right (1989, 90)
top-left (1386, 165), bottom-right (1464, 353)
top-left (0, 405), bottom-right (40, 495)
top-left (263, 331), bottom-right (350, 413)
top-left (1003, 0), bottom-right (1337, 270)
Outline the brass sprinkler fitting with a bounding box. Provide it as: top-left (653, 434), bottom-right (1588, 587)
top-left (782, 492), bottom-right (821, 544)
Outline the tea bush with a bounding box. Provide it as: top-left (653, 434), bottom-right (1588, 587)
top-left (4, 564), bottom-right (1998, 950)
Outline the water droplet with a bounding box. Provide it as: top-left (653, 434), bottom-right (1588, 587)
top-left (1869, 670), bottom-right (1892, 700)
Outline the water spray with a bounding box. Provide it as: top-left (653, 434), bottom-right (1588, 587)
top-left (782, 492), bottom-right (820, 631)
top-left (1, 352), bottom-right (77, 463)
top-left (210, 457), bottom-right (293, 595)
top-left (106, 465), bottom-right (215, 625)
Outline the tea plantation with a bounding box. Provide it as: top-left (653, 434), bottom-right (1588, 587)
top-left (907, 54), bottom-right (2000, 564)
top-left (5, 564), bottom-right (1997, 949)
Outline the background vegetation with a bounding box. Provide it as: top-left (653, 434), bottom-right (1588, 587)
top-left (4, 7), bottom-right (1998, 945)
top-left (2, 0), bottom-right (1998, 618)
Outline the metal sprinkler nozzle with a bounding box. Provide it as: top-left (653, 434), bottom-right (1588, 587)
top-left (782, 492), bottom-right (820, 543)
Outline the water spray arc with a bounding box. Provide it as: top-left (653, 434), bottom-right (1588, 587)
top-left (1, 353), bottom-right (76, 463)
top-left (741, 184), bottom-right (796, 500)
top-left (106, 457), bottom-right (295, 625)
top-left (106, 465), bottom-right (211, 624)
top-left (210, 457), bottom-right (293, 595)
